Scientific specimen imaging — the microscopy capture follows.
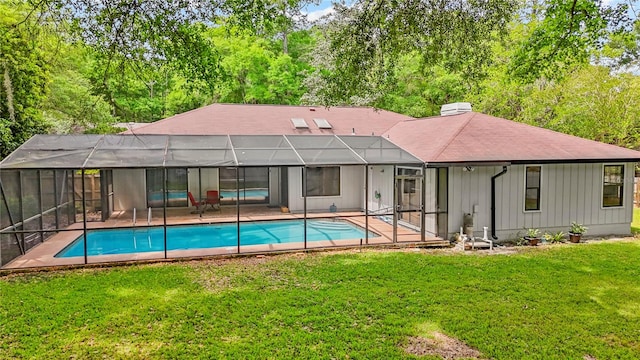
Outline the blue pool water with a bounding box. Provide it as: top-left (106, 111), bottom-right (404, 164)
top-left (55, 220), bottom-right (379, 257)
top-left (221, 189), bottom-right (268, 199)
top-left (148, 191), bottom-right (187, 201)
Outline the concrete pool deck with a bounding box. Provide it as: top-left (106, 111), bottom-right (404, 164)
top-left (2, 208), bottom-right (448, 270)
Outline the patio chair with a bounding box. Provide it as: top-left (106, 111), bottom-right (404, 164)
top-left (187, 191), bottom-right (206, 214)
top-left (205, 190), bottom-right (221, 211)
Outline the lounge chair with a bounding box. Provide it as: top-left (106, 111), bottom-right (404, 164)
top-left (205, 190), bottom-right (221, 211)
top-left (188, 191), bottom-right (206, 214)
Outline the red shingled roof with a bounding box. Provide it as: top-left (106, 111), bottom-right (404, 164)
top-left (126, 104), bottom-right (640, 163)
top-left (126, 103), bottom-right (411, 136)
top-left (384, 112), bottom-right (640, 164)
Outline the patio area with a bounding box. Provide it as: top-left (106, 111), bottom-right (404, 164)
top-left (1, 134), bottom-right (449, 270)
top-left (2, 207), bottom-right (448, 270)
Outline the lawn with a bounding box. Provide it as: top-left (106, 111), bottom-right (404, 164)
top-left (2, 242), bottom-right (640, 359)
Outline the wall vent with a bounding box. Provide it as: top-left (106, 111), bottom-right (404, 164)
top-left (440, 102), bottom-right (472, 116)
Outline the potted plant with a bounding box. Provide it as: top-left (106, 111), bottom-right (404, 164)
top-left (543, 231), bottom-right (566, 244)
top-left (569, 222), bottom-right (587, 243)
top-left (524, 228), bottom-right (541, 246)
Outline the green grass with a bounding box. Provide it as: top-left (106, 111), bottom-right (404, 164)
top-left (2, 242), bottom-right (640, 359)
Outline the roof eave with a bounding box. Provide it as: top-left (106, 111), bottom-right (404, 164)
top-left (426, 158), bottom-right (640, 168)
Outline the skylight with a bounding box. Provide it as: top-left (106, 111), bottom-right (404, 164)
top-left (313, 118), bottom-right (332, 129)
top-left (291, 118), bottom-right (309, 129)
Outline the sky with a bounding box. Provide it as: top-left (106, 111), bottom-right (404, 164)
top-left (302, 0), bottom-right (637, 22)
top-left (303, 1), bottom-right (339, 22)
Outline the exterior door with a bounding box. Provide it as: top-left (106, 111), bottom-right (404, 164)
top-left (395, 167), bottom-right (423, 240)
top-left (146, 168), bottom-right (188, 208)
top-left (219, 167), bottom-right (270, 205)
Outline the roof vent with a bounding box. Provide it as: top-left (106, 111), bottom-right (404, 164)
top-left (291, 118), bottom-right (309, 129)
top-left (313, 118), bottom-right (332, 129)
top-left (440, 102), bottom-right (472, 116)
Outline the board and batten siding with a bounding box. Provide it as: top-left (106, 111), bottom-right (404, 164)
top-left (448, 163), bottom-right (635, 240)
top-left (288, 166), bottom-right (365, 213)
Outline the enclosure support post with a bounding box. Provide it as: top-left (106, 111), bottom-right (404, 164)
top-left (71, 170), bottom-right (77, 224)
top-left (0, 177), bottom-right (24, 255)
top-left (18, 171), bottom-right (25, 254)
top-left (421, 165), bottom-right (426, 242)
top-left (303, 166), bottom-right (307, 249)
top-left (82, 169), bottom-right (88, 264)
top-left (198, 168), bottom-right (202, 218)
top-left (236, 167), bottom-right (240, 254)
top-left (365, 166), bottom-right (369, 245)
top-left (163, 168), bottom-right (168, 259)
top-left (53, 171), bottom-right (59, 230)
top-left (37, 170), bottom-right (44, 243)
top-left (393, 165), bottom-right (397, 243)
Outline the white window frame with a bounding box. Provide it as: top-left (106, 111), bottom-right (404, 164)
top-left (523, 165), bottom-right (542, 213)
top-left (602, 163), bottom-right (625, 209)
top-left (303, 166), bottom-right (342, 197)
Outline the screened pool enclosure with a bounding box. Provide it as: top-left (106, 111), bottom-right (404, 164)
top-left (0, 134), bottom-right (449, 269)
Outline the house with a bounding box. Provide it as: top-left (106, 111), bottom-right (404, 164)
top-left (116, 103), bottom-right (640, 240)
top-left (1, 103), bottom-right (639, 267)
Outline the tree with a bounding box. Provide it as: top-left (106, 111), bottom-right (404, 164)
top-left (375, 54), bottom-right (467, 118)
top-left (265, 54), bottom-right (307, 104)
top-left (0, 2), bottom-right (50, 157)
top-left (508, 0), bottom-right (609, 83)
top-left (207, 27), bottom-right (309, 105)
top-left (42, 44), bottom-right (118, 133)
top-left (222, 0), bottom-right (316, 54)
top-left (519, 66), bottom-right (640, 149)
top-left (305, 0), bottom-right (518, 105)
top-left (600, 18), bottom-right (640, 72)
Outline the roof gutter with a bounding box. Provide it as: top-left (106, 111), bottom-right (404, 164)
top-left (491, 166), bottom-right (508, 240)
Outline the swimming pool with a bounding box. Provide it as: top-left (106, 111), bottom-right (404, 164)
top-left (220, 189), bottom-right (268, 199)
top-left (55, 220), bottom-right (379, 257)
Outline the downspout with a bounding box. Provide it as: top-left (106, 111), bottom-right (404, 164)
top-left (491, 166), bottom-right (508, 240)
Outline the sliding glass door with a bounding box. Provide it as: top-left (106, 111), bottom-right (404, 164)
top-left (146, 168), bottom-right (188, 208)
top-left (219, 167), bottom-right (269, 204)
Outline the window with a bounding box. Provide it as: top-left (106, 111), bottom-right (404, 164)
top-left (603, 165), bottom-right (624, 207)
top-left (305, 167), bottom-right (340, 197)
top-left (403, 179), bottom-right (416, 194)
top-left (398, 168), bottom-right (420, 194)
top-left (525, 166), bottom-right (541, 211)
top-left (219, 167), bottom-right (269, 204)
top-left (146, 168), bottom-right (188, 208)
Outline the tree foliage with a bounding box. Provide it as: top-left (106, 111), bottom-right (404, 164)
top-left (1, 0), bottom-right (640, 159)
top-left (0, 1), bottom-right (50, 157)
top-left (374, 54), bottom-right (467, 118)
top-left (508, 0), bottom-right (609, 82)
top-left (519, 66), bottom-right (640, 148)
top-left (210, 28), bottom-right (309, 104)
top-left (306, 0), bottom-right (518, 105)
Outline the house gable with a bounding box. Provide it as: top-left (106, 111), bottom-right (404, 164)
top-left (384, 112), bottom-right (640, 164)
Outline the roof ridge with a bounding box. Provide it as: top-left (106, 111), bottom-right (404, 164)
top-left (430, 112), bottom-right (476, 161)
top-left (123, 103), bottom-right (220, 134)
